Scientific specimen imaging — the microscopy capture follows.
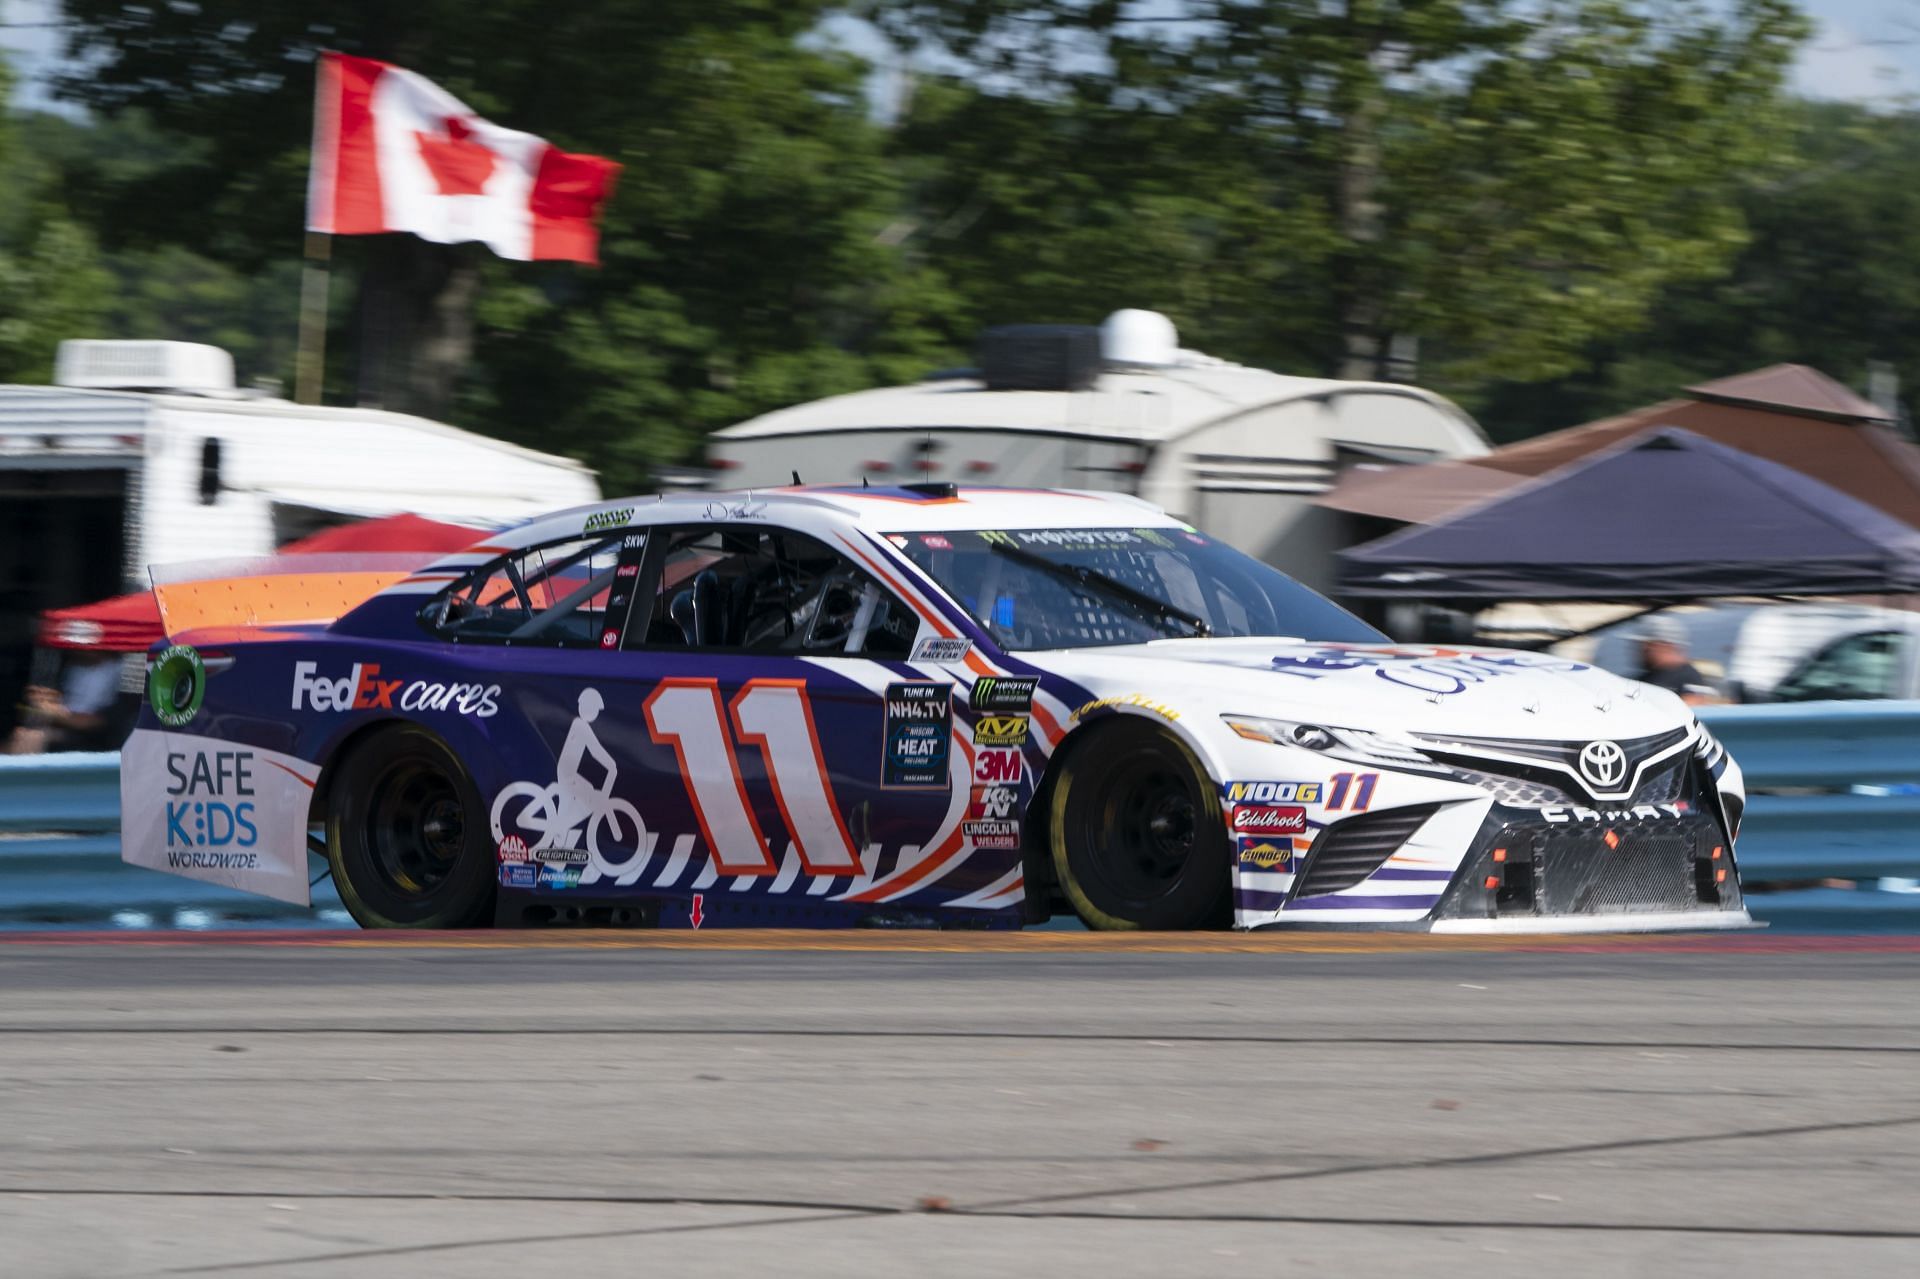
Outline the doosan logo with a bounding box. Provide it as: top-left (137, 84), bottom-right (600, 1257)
top-left (293, 661), bottom-right (500, 718)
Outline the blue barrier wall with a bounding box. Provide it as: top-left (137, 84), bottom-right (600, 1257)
top-left (3, 703), bottom-right (1915, 927)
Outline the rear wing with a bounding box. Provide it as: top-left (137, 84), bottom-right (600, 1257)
top-left (148, 553), bottom-right (446, 643)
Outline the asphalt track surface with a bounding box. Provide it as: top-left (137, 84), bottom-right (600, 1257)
top-left (2, 932), bottom-right (1917, 1277)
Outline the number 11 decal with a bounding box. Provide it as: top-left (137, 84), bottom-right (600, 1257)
top-left (644, 678), bottom-right (862, 876)
top-left (1325, 772), bottom-right (1378, 812)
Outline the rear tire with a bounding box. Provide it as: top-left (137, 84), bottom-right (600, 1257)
top-left (1048, 720), bottom-right (1230, 930)
top-left (326, 725), bottom-right (495, 929)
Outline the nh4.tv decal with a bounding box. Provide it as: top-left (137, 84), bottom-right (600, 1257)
top-left (884, 682), bottom-right (952, 788)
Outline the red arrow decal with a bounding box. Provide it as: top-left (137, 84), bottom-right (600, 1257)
top-left (690, 893), bottom-right (705, 929)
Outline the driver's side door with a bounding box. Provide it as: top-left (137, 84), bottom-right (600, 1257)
top-left (618, 524), bottom-right (956, 902)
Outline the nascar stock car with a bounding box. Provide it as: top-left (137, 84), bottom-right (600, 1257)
top-left (123, 484), bottom-right (1750, 932)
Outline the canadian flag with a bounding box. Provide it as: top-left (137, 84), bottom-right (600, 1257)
top-left (306, 52), bottom-right (620, 264)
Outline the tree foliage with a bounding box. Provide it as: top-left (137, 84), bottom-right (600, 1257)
top-left (0, 63), bottom-right (114, 383)
top-left (52, 0), bottom-right (957, 488)
top-left (1475, 99), bottom-right (1920, 438)
top-left (10, 1), bottom-right (1828, 487)
top-left (877, 0), bottom-right (1810, 389)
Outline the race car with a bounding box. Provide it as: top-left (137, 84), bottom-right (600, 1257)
top-left (123, 484), bottom-right (1751, 932)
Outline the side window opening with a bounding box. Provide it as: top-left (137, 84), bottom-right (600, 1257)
top-left (425, 532), bottom-right (640, 647)
top-left (642, 526), bottom-right (915, 656)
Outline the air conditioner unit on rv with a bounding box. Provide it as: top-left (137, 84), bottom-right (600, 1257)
top-left (54, 340), bottom-right (237, 394)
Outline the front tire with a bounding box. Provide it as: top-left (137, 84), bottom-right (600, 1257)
top-left (326, 725), bottom-right (495, 929)
top-left (1048, 720), bottom-right (1230, 930)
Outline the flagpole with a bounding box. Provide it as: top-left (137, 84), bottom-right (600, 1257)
top-left (294, 231), bottom-right (332, 405)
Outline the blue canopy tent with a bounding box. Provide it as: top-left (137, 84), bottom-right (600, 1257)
top-left (1337, 428), bottom-right (1920, 601)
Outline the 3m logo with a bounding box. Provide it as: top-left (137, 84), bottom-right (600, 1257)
top-left (974, 747), bottom-right (1024, 784)
top-left (972, 715), bottom-right (1029, 747)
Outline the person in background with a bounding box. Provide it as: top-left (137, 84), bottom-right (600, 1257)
top-left (1634, 615), bottom-right (1718, 706)
top-left (9, 651), bottom-right (123, 754)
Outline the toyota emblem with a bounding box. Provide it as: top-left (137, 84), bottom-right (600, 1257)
top-left (1578, 740), bottom-right (1627, 791)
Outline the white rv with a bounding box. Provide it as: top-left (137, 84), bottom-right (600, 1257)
top-left (708, 310), bottom-right (1488, 587)
top-left (0, 339), bottom-right (598, 734)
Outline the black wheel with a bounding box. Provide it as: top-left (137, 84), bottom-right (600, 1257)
top-left (326, 725), bottom-right (495, 929)
top-left (1048, 720), bottom-right (1230, 930)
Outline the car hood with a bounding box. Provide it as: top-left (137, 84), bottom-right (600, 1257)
top-left (1041, 638), bottom-right (1691, 742)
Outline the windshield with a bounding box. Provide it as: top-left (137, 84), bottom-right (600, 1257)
top-left (890, 527), bottom-right (1385, 651)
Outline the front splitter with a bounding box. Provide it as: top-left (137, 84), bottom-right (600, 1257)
top-left (1429, 909), bottom-right (1759, 935)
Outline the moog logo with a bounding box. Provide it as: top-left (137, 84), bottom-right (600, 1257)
top-left (1225, 781), bottom-right (1323, 804)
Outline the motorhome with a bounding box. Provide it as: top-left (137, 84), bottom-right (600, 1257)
top-left (0, 340), bottom-right (598, 739)
top-left (708, 310), bottom-right (1488, 588)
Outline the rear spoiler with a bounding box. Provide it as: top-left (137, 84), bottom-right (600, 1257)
top-left (148, 553), bottom-right (447, 643)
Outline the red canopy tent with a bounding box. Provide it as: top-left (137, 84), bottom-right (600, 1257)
top-left (36, 513), bottom-right (482, 652)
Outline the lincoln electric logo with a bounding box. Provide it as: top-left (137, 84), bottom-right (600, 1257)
top-left (164, 749), bottom-right (259, 868)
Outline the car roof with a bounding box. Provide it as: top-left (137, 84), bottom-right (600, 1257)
top-left (466, 484), bottom-right (1183, 555)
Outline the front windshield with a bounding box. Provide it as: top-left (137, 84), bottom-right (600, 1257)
top-left (890, 526), bottom-right (1385, 651)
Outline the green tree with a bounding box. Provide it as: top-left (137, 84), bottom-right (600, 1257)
top-left (876, 0), bottom-right (1809, 391)
top-left (1474, 100), bottom-right (1920, 438)
top-left (53, 1), bottom-right (955, 489)
top-left (0, 64), bottom-right (114, 383)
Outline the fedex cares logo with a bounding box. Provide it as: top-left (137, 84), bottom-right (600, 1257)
top-left (293, 661), bottom-right (500, 717)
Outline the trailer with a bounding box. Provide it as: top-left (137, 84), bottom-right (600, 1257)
top-left (0, 340), bottom-right (598, 740)
top-left (708, 310), bottom-right (1488, 587)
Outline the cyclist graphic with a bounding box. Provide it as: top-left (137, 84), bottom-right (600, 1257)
top-left (553, 688), bottom-right (617, 847)
top-left (490, 688), bottom-right (643, 858)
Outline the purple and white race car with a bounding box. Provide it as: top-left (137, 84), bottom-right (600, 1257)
top-left (123, 484), bottom-right (1750, 932)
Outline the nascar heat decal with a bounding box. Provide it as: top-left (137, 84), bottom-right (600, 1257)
top-left (884, 681), bottom-right (952, 788)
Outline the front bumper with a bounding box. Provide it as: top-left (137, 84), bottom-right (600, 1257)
top-left (1237, 803), bottom-right (1747, 933)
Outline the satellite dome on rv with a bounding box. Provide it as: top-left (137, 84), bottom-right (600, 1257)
top-left (707, 310), bottom-right (1488, 588)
